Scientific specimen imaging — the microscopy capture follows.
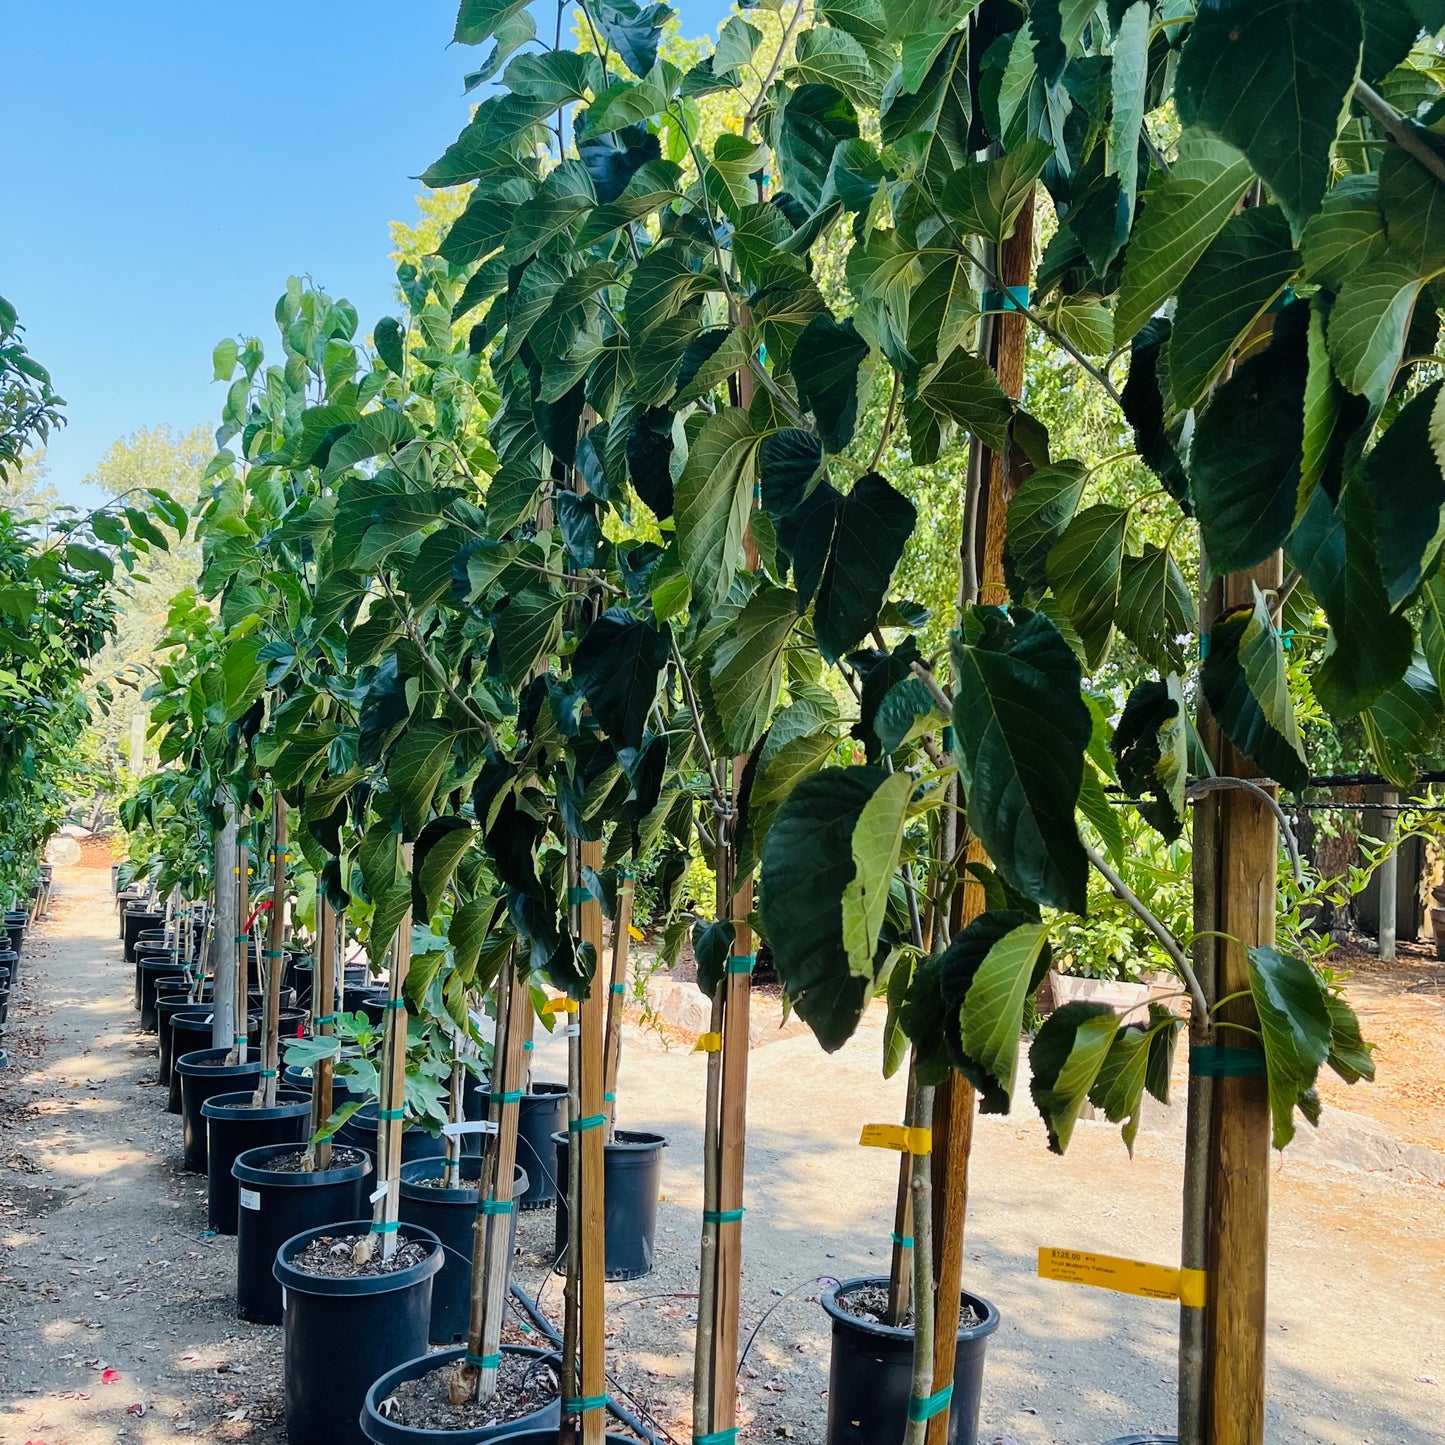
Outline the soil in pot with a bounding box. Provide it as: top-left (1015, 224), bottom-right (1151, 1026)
top-left (176, 1048), bottom-right (263, 1174)
top-left (551, 1129), bottom-right (665, 1280)
top-left (201, 1088), bottom-right (311, 1234)
top-left (832, 1283), bottom-right (980, 1330)
top-left (515, 1084), bottom-right (568, 1210)
top-left (273, 1219), bottom-right (442, 1445)
top-left (292, 1230), bottom-right (429, 1277)
top-left (399, 1157), bottom-right (528, 1344)
top-left (366, 1346), bottom-right (560, 1439)
top-left (232, 1142), bottom-right (371, 1325)
top-left (821, 1276), bottom-right (1000, 1445)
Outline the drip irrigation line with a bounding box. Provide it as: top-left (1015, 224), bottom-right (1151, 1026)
top-left (509, 1282), bottom-right (675, 1445)
top-left (736, 1274), bottom-right (838, 1378)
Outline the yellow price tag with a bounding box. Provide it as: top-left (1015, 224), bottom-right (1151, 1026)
top-left (1038, 1248), bottom-right (1207, 1307)
top-left (628, 925), bottom-right (644, 941)
top-left (859, 1123), bottom-right (932, 1154)
top-left (540, 996), bottom-right (579, 1016)
top-left (694, 1032), bottom-right (722, 1053)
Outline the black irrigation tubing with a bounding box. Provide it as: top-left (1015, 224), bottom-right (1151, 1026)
top-left (508, 1281), bottom-right (675, 1445)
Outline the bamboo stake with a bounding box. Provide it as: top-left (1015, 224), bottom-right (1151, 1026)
top-left (258, 796), bottom-right (288, 1108)
top-left (601, 866), bottom-right (636, 1142)
top-left (308, 896), bottom-right (337, 1172)
top-left (372, 848), bottom-right (414, 1261)
top-left (902, 1086), bottom-right (937, 1445)
top-left (461, 957), bottom-right (528, 1405)
top-left (578, 837), bottom-right (607, 1445)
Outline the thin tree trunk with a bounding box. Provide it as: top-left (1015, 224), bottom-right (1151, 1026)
top-left (211, 799), bottom-right (237, 1047)
top-left (887, 1059), bottom-right (918, 1325)
top-left (373, 847), bottom-right (414, 1261)
top-left (902, 1084), bottom-right (937, 1445)
top-left (232, 827), bottom-right (250, 1066)
top-left (601, 865), bottom-right (635, 1142)
top-left (258, 796), bottom-right (287, 1108)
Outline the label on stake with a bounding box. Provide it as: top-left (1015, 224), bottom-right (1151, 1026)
top-left (540, 996), bottom-right (578, 1016)
top-left (370, 1183), bottom-right (389, 1204)
top-left (1038, 1247), bottom-right (1207, 1306)
top-left (442, 1119), bottom-right (498, 1137)
top-left (693, 1032), bottom-right (722, 1053)
top-left (859, 1123), bottom-right (932, 1154)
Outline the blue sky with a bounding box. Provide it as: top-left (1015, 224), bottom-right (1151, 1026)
top-left (3, 0), bottom-right (716, 504)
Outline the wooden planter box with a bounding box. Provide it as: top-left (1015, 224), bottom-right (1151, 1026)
top-left (1039, 969), bottom-right (1183, 1025)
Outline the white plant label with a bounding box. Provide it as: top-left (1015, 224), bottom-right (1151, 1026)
top-left (238, 1187), bottom-right (261, 1211)
top-left (441, 1120), bottom-right (497, 1137)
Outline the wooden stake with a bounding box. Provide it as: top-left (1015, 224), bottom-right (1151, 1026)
top-left (1201, 563), bottom-right (1279, 1444)
top-left (373, 850), bottom-right (413, 1260)
top-left (258, 796), bottom-right (288, 1108)
top-left (233, 829), bottom-right (250, 1065)
top-left (578, 837), bottom-right (607, 1445)
top-left (310, 895), bottom-right (336, 1172)
top-left (887, 1059), bottom-right (918, 1323)
top-left (211, 800), bottom-right (238, 1048)
top-left (601, 866), bottom-right (636, 1142)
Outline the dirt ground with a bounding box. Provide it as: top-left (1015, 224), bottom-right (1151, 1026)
top-left (1, 854), bottom-right (1442, 1445)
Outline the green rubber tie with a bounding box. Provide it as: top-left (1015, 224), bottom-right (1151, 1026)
top-left (264, 950), bottom-right (284, 958)
top-left (233, 1035), bottom-right (247, 1046)
top-left (481, 1199), bottom-right (515, 1216)
top-left (907, 1385), bottom-right (953, 1423)
top-left (467, 1352), bottom-right (502, 1369)
top-left (569, 1113), bottom-right (607, 1133)
top-left (379, 1107), bottom-right (405, 1120)
top-left (522, 1040), bottom-right (534, 1051)
top-left (385, 997), bottom-right (406, 1011)
top-left (694, 1431), bottom-right (739, 1445)
top-left (567, 886), bottom-right (590, 904)
top-left (563, 1394), bottom-right (609, 1415)
top-left (704, 1207), bottom-right (745, 1223)
top-left (490, 1089), bottom-right (523, 1105)
top-left (1190, 1046), bottom-right (1268, 1079)
top-left (233, 934), bottom-right (249, 943)
top-left (891, 1232), bottom-right (914, 1248)
top-left (260, 1069), bottom-right (277, 1078)
top-left (375, 1219), bottom-right (399, 1234)
top-left (603, 1091), bottom-right (616, 1102)
top-left (726, 954), bottom-right (755, 974)
top-left (611, 983), bottom-right (626, 995)
top-left (313, 1013), bottom-right (337, 1025)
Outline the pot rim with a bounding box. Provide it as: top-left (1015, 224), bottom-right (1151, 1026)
top-left (176, 1047), bottom-right (263, 1076)
top-left (201, 1088), bottom-right (312, 1121)
top-left (232, 1140), bottom-right (373, 1187)
top-left (398, 1157), bottom-right (529, 1204)
top-left (273, 1218), bottom-right (444, 1297)
top-left (549, 1128), bottom-right (667, 1154)
top-left (820, 1274), bottom-right (1001, 1343)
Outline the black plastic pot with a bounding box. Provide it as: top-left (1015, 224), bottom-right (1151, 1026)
top-left (359, 988), bottom-right (390, 1026)
top-left (202, 1089), bottom-right (312, 1234)
top-left (121, 906), bottom-right (161, 962)
top-left (274, 1218), bottom-right (443, 1445)
top-left (398, 1157), bottom-right (528, 1345)
top-left (0, 948), bottom-right (16, 987)
top-left (157, 990), bottom-right (212, 1093)
top-left (137, 957), bottom-right (189, 1032)
top-left (360, 1343), bottom-right (561, 1444)
top-left (177, 1048), bottom-right (263, 1174)
top-left (5, 911), bottom-right (28, 959)
top-left (551, 1129), bottom-right (665, 1281)
top-left (339, 1101), bottom-right (446, 1164)
top-left (232, 1141), bottom-right (371, 1325)
top-left (168, 1009), bottom-right (257, 1108)
top-left (515, 1084), bottom-right (568, 1210)
top-left (820, 1277), bottom-right (1000, 1445)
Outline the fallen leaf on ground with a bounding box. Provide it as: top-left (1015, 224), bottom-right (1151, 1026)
top-left (101, 1369), bottom-right (120, 1385)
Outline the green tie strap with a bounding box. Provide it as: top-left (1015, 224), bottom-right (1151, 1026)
top-left (569, 1113), bottom-right (607, 1133)
top-left (563, 1394), bottom-right (609, 1415)
top-left (703, 1207), bottom-right (745, 1224)
top-left (907, 1386), bottom-right (952, 1422)
top-left (693, 1431), bottom-right (739, 1445)
top-left (726, 954), bottom-right (755, 974)
top-left (481, 1199), bottom-right (515, 1216)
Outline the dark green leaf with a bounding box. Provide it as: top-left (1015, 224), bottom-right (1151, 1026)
top-left (791, 314), bottom-right (869, 453)
top-left (1247, 945), bottom-right (1333, 1149)
top-left (1005, 461), bottom-right (1086, 597)
top-left (693, 918), bottom-right (737, 998)
top-left (709, 586), bottom-right (798, 753)
top-left (1030, 1001), bottom-right (1120, 1153)
top-left (675, 409), bottom-right (768, 611)
top-left (1120, 319), bottom-right (1190, 508)
top-left (572, 609), bottom-right (670, 751)
top-left (1116, 545), bottom-right (1196, 673)
top-left (413, 816), bottom-right (475, 920)
top-left (1363, 380), bottom-right (1445, 607)
top-left (1112, 676), bottom-right (1188, 840)
top-left (1045, 505), bottom-right (1128, 669)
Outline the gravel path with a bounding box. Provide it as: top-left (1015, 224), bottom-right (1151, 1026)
top-left (1, 856), bottom-right (1441, 1444)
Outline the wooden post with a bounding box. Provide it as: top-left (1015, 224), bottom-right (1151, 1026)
top-left (211, 799), bottom-right (238, 1048)
top-left (1377, 790), bottom-right (1399, 962)
top-left (1200, 558), bottom-right (1280, 1444)
top-left (578, 837), bottom-right (607, 1445)
top-left (374, 849), bottom-right (414, 1260)
top-left (259, 796), bottom-right (288, 1108)
top-left (310, 895), bottom-right (336, 1172)
top-left (234, 828), bottom-right (250, 1065)
top-left (601, 866), bottom-right (636, 1141)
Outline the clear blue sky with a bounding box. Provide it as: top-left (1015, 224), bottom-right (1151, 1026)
top-left (2, 0), bottom-right (716, 504)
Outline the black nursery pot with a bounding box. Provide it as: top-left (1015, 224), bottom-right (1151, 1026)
top-left (121, 906), bottom-right (161, 962)
top-left (515, 1084), bottom-right (568, 1210)
top-left (168, 1009), bottom-right (257, 1109)
top-left (136, 957), bottom-right (188, 1032)
top-left (360, 1343), bottom-right (561, 1445)
top-left (339, 1100), bottom-right (446, 1165)
top-left (232, 1141), bottom-right (371, 1325)
top-left (176, 1047), bottom-right (263, 1174)
top-left (551, 1130), bottom-right (666, 1281)
top-left (821, 1277), bottom-right (1000, 1445)
top-left (157, 990), bottom-right (213, 1093)
top-left (5, 911), bottom-right (27, 960)
top-left (398, 1157), bottom-right (528, 1345)
top-left (201, 1088), bottom-right (311, 1234)
top-left (274, 1218), bottom-right (442, 1445)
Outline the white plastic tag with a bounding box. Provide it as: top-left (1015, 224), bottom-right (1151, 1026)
top-left (564, 1024), bottom-right (580, 1038)
top-left (239, 1187), bottom-right (261, 1212)
top-left (442, 1120), bottom-right (498, 1138)
top-left (369, 1183), bottom-right (389, 1203)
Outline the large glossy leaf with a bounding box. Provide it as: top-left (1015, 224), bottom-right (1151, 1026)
top-left (1114, 134), bottom-right (1254, 346)
top-left (1045, 505), bottom-right (1128, 669)
top-left (1169, 205), bottom-right (1299, 409)
top-left (912, 346), bottom-right (1014, 450)
top-left (813, 472), bottom-right (916, 662)
top-left (495, 587), bottom-right (565, 686)
top-left (773, 82), bottom-right (860, 213)
top-left (412, 816), bottom-right (475, 919)
top-left (760, 767), bottom-right (889, 1051)
top-left (1112, 676), bottom-right (1188, 841)
top-left (1380, 146), bottom-right (1445, 277)
top-left (1364, 380), bottom-right (1445, 607)
top-left (1087, 1004), bottom-right (1183, 1154)
top-left (388, 721), bottom-right (467, 839)
top-left (595, 0), bottom-right (671, 76)
top-left (1030, 1001), bottom-right (1120, 1153)
top-left (841, 770), bottom-right (914, 978)
top-left (572, 609), bottom-right (670, 751)
top-left (1421, 572), bottom-right (1445, 692)
top-left (951, 607), bottom-right (1091, 915)
top-left (940, 138), bottom-right (1051, 249)
top-left (790, 24), bottom-right (880, 107)
top-left (1326, 256), bottom-right (1422, 405)
top-left (1117, 545), bottom-right (1195, 673)
top-left (791, 314), bottom-right (870, 452)
top-left (1120, 319), bottom-right (1190, 507)
top-left (1200, 597), bottom-right (1309, 791)
top-left (1287, 482), bottom-right (1414, 714)
top-left (1176, 0), bottom-right (1365, 235)
top-left (454, 0), bottom-right (531, 45)
top-left (1192, 299), bottom-right (1309, 574)
top-left (959, 920), bottom-right (1052, 1112)
top-left (675, 409), bottom-right (767, 611)
top-left (1110, 1), bottom-right (1150, 212)
top-left (737, 727), bottom-right (839, 877)
top-left (1247, 945), bottom-right (1333, 1149)
top-left (1301, 175), bottom-right (1387, 290)
top-left (1362, 656), bottom-right (1442, 788)
top-left (709, 586), bottom-right (798, 753)
top-left (1004, 461), bottom-right (1086, 597)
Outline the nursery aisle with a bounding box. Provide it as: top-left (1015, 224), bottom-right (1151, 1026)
top-left (2, 850), bottom-right (1443, 1445)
